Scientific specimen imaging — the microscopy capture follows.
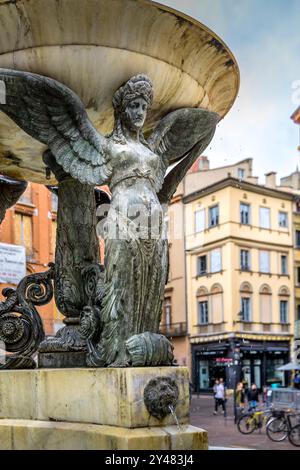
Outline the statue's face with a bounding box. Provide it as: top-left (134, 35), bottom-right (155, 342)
top-left (123, 97), bottom-right (148, 131)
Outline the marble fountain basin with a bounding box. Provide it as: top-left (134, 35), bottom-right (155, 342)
top-left (0, 0), bottom-right (239, 184)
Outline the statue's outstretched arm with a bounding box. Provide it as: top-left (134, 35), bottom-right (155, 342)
top-left (147, 108), bottom-right (219, 203)
top-left (0, 69), bottom-right (112, 185)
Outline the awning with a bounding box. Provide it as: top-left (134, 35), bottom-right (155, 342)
top-left (277, 363), bottom-right (300, 371)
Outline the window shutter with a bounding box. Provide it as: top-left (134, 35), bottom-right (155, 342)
top-left (259, 207), bottom-right (270, 229)
top-left (211, 249), bottom-right (221, 273)
top-left (195, 209), bottom-right (205, 233)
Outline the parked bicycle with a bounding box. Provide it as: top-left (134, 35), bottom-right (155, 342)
top-left (237, 406), bottom-right (273, 434)
top-left (266, 410), bottom-right (300, 447)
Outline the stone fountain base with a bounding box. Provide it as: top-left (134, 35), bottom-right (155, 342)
top-left (0, 367), bottom-right (208, 450)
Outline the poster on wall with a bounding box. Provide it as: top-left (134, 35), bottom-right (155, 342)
top-left (0, 242), bottom-right (26, 285)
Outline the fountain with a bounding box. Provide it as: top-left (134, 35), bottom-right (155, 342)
top-left (0, 0), bottom-right (239, 450)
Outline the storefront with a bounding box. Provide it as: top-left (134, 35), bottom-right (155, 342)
top-left (192, 339), bottom-right (290, 392)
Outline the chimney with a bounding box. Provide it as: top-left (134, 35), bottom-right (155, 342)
top-left (265, 172), bottom-right (277, 187)
top-left (198, 156), bottom-right (210, 170)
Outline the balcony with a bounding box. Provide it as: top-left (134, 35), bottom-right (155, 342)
top-left (159, 322), bottom-right (187, 337)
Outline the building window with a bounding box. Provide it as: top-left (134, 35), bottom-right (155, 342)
top-left (281, 255), bottom-right (287, 275)
top-left (239, 282), bottom-right (252, 322)
top-left (210, 284), bottom-right (223, 324)
top-left (198, 301), bottom-right (208, 325)
top-left (51, 220), bottom-right (57, 258)
top-left (260, 284), bottom-right (272, 323)
top-left (296, 201), bottom-right (300, 213)
top-left (296, 230), bottom-right (300, 248)
top-left (210, 249), bottom-right (221, 273)
top-left (240, 249), bottom-right (250, 271)
top-left (259, 250), bottom-right (270, 273)
top-left (195, 209), bottom-right (205, 233)
top-left (209, 205), bottom-right (219, 228)
top-left (297, 267), bottom-right (300, 285)
top-left (259, 207), bottom-right (271, 229)
top-left (14, 213), bottom-right (33, 258)
top-left (163, 298), bottom-right (172, 327)
top-left (51, 192), bottom-right (58, 212)
top-left (241, 297), bottom-right (251, 322)
top-left (238, 168), bottom-right (245, 180)
top-left (197, 255), bottom-right (207, 276)
top-left (240, 203), bottom-right (250, 225)
top-left (297, 305), bottom-right (300, 321)
top-left (280, 300), bottom-right (288, 324)
top-left (279, 211), bottom-right (288, 228)
top-left (18, 184), bottom-right (32, 205)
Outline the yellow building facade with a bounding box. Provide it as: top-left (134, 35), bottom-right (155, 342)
top-left (184, 178), bottom-right (294, 391)
top-left (164, 157), bottom-right (297, 391)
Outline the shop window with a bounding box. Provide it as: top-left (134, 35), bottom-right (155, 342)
top-left (195, 209), bottom-right (205, 233)
top-left (210, 284), bottom-right (223, 324)
top-left (279, 211), bottom-right (288, 228)
top-left (240, 203), bottom-right (250, 225)
top-left (259, 207), bottom-right (270, 229)
top-left (14, 213), bottom-right (33, 258)
top-left (259, 284), bottom-right (272, 323)
top-left (209, 205), bottom-right (219, 228)
top-left (266, 359), bottom-right (285, 387)
top-left (240, 249), bottom-right (250, 271)
top-left (210, 248), bottom-right (221, 273)
top-left (259, 250), bottom-right (270, 273)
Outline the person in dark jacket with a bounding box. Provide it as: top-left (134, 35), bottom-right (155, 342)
top-left (247, 383), bottom-right (260, 410)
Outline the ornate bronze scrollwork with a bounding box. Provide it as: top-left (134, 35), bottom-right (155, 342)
top-left (0, 263), bottom-right (55, 369)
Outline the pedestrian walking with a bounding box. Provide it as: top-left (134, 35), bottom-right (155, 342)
top-left (293, 372), bottom-right (300, 390)
top-left (213, 379), bottom-right (219, 413)
top-left (213, 378), bottom-right (227, 417)
top-left (247, 383), bottom-right (260, 410)
top-left (235, 382), bottom-right (245, 407)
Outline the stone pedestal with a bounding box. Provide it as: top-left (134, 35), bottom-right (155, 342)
top-left (0, 367), bottom-right (208, 450)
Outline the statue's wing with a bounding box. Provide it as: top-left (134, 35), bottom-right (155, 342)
top-left (0, 175), bottom-right (28, 224)
top-left (0, 69), bottom-right (111, 185)
top-left (147, 108), bottom-right (219, 203)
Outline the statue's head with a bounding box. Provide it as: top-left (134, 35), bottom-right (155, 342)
top-left (111, 74), bottom-right (153, 139)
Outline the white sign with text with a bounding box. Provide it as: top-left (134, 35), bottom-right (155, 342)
top-left (0, 242), bottom-right (26, 285)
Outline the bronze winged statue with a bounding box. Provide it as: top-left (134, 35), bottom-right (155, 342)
top-left (0, 69), bottom-right (219, 367)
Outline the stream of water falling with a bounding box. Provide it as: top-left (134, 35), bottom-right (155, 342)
top-left (168, 405), bottom-right (184, 450)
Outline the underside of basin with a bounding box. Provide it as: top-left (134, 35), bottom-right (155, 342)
top-left (0, 0), bottom-right (239, 184)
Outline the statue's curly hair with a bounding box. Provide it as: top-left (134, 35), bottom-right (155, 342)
top-left (108, 74), bottom-right (153, 146)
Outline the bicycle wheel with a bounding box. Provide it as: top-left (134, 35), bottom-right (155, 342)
top-left (266, 417), bottom-right (288, 442)
top-left (288, 424), bottom-right (300, 447)
top-left (237, 414), bottom-right (256, 434)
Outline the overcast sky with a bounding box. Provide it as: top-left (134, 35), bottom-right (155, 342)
top-left (161, 0), bottom-right (300, 182)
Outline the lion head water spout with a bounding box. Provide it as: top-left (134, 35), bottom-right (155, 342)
top-left (144, 376), bottom-right (179, 420)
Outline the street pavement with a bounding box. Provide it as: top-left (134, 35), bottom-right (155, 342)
top-left (190, 394), bottom-right (298, 450)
